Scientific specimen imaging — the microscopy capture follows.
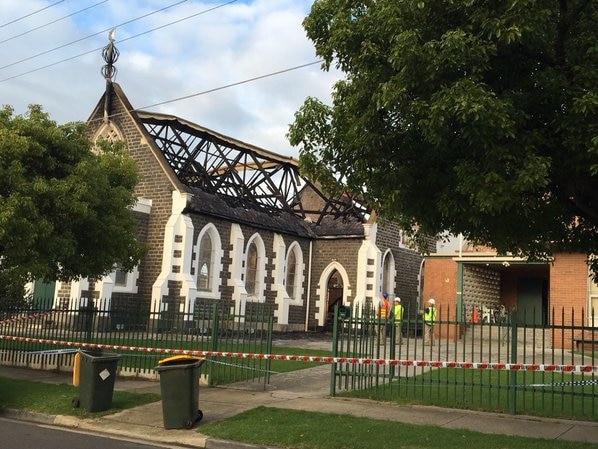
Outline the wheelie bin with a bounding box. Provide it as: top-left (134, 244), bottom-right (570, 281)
top-left (154, 355), bottom-right (205, 429)
top-left (72, 349), bottom-right (121, 412)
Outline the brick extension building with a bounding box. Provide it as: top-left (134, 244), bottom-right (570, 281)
top-left (29, 71), bottom-right (432, 332)
top-left (422, 239), bottom-right (598, 347)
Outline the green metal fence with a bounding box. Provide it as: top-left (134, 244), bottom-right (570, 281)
top-left (331, 305), bottom-right (597, 421)
top-left (0, 298), bottom-right (273, 387)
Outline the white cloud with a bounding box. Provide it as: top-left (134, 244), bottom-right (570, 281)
top-left (0, 0), bottom-right (341, 156)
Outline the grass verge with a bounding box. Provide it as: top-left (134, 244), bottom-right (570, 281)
top-left (199, 406), bottom-right (598, 449)
top-left (0, 376), bottom-right (159, 417)
top-left (337, 368), bottom-right (598, 422)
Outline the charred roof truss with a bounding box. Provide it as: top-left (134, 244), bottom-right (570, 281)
top-left (138, 112), bottom-right (370, 225)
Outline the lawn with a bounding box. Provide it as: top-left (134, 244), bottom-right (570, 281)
top-left (1, 376), bottom-right (597, 449)
top-left (0, 376), bottom-right (159, 417)
top-left (337, 368), bottom-right (598, 422)
top-left (199, 406), bottom-right (598, 449)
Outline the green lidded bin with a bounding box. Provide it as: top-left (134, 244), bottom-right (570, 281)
top-left (154, 355), bottom-right (205, 429)
top-left (74, 350), bottom-right (121, 412)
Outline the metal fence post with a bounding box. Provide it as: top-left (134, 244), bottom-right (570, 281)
top-left (264, 316), bottom-right (274, 388)
top-left (509, 309), bottom-right (518, 415)
top-left (330, 304), bottom-right (339, 397)
top-left (208, 303), bottom-right (219, 386)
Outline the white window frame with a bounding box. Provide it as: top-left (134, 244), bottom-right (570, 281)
top-left (285, 242), bottom-right (303, 302)
top-left (111, 263), bottom-right (139, 293)
top-left (244, 234), bottom-right (266, 302)
top-left (194, 224), bottom-right (223, 299)
top-left (382, 249), bottom-right (395, 296)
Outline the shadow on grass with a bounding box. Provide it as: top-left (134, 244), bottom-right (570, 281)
top-left (0, 376), bottom-right (160, 418)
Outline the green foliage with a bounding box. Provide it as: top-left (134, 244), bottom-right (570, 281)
top-left (0, 267), bottom-right (29, 311)
top-left (0, 105), bottom-right (145, 288)
top-left (289, 1), bottom-right (598, 274)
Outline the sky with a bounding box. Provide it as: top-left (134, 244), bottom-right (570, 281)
top-left (0, 0), bottom-right (341, 157)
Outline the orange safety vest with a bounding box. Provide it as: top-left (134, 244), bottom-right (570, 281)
top-left (379, 298), bottom-right (390, 319)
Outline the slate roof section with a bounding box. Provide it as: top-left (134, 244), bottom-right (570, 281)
top-left (184, 187), bottom-right (316, 238)
top-left (184, 187), bottom-right (365, 238)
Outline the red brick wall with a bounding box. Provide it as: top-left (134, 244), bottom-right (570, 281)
top-left (423, 258), bottom-right (457, 313)
top-left (550, 253), bottom-right (589, 348)
top-left (422, 257), bottom-right (461, 340)
top-left (550, 253), bottom-right (588, 319)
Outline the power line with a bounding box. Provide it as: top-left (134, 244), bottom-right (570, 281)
top-left (87, 60), bottom-right (324, 125)
top-left (0, 0), bottom-right (110, 45)
top-left (0, 0), bottom-right (190, 71)
top-left (137, 60), bottom-right (324, 110)
top-left (0, 0), bottom-right (238, 83)
top-left (0, 0), bottom-right (64, 29)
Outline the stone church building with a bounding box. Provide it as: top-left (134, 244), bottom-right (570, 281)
top-left (32, 63), bottom-right (430, 332)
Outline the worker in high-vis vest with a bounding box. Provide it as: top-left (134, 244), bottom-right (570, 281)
top-left (392, 297), bottom-right (404, 344)
top-left (377, 292), bottom-right (391, 338)
top-left (423, 298), bottom-right (437, 346)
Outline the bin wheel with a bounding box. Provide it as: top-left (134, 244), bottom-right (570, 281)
top-left (197, 409), bottom-right (203, 422)
top-left (71, 398), bottom-right (80, 408)
top-left (183, 418), bottom-right (194, 429)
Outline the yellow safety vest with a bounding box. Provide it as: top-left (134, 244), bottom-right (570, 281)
top-left (424, 306), bottom-right (437, 325)
top-left (392, 304), bottom-right (404, 323)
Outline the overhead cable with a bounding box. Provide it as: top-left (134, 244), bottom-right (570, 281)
top-left (87, 60), bottom-right (323, 126)
top-left (0, 0), bottom-right (110, 45)
top-left (0, 0), bottom-right (190, 71)
top-left (0, 0), bottom-right (64, 29)
top-left (0, 0), bottom-right (237, 83)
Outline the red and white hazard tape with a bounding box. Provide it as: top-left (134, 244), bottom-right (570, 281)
top-left (1, 334), bottom-right (597, 374)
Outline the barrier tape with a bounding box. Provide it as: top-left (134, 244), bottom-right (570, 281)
top-left (2, 334), bottom-right (597, 374)
top-left (527, 380), bottom-right (598, 387)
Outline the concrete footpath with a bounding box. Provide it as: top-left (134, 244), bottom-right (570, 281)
top-left (1, 345), bottom-right (598, 448)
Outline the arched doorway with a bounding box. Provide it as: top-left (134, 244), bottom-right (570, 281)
top-left (326, 269), bottom-right (344, 324)
top-left (315, 262), bottom-right (351, 326)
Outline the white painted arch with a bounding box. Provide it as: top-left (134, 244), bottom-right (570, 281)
top-left (315, 261), bottom-right (352, 326)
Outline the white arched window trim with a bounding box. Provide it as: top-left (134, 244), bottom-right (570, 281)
top-left (381, 249), bottom-right (396, 297)
top-left (193, 223), bottom-right (223, 300)
top-left (244, 233), bottom-right (266, 303)
top-left (285, 242), bottom-right (304, 303)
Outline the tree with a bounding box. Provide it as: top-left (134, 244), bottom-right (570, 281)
top-left (289, 1), bottom-right (598, 274)
top-left (0, 104), bottom-right (145, 291)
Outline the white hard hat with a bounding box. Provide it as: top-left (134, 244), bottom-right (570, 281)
top-left (428, 298), bottom-right (436, 305)
top-left (394, 297), bottom-right (401, 303)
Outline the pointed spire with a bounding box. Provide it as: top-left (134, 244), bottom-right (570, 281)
top-left (102, 28), bottom-right (119, 121)
top-left (101, 28), bottom-right (119, 81)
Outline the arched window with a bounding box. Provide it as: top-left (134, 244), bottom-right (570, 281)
top-left (382, 250), bottom-right (395, 295)
top-left (195, 224), bottom-right (223, 297)
top-left (246, 241), bottom-right (259, 296)
top-left (197, 232), bottom-right (213, 291)
top-left (286, 247), bottom-right (297, 299)
top-left (244, 234), bottom-right (266, 301)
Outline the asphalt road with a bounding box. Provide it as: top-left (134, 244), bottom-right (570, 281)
top-left (0, 417), bottom-right (190, 449)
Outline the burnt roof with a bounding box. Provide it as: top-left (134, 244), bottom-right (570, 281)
top-left (134, 109), bottom-right (371, 238)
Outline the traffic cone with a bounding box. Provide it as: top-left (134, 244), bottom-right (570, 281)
top-left (472, 308), bottom-right (479, 324)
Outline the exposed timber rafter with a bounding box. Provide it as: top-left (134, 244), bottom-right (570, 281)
top-left (137, 111), bottom-right (370, 225)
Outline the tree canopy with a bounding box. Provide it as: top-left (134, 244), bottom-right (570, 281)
top-left (0, 105), bottom-right (145, 286)
top-left (289, 0), bottom-right (598, 273)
